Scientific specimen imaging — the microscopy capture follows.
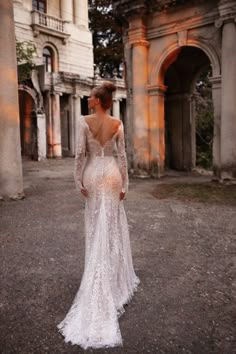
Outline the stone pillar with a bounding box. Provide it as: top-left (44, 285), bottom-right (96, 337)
top-left (37, 113), bottom-right (47, 160)
top-left (148, 85), bottom-right (167, 177)
top-left (112, 99), bottom-right (120, 119)
top-left (216, 0), bottom-right (236, 178)
top-left (209, 76), bottom-right (222, 178)
top-left (190, 94), bottom-right (197, 169)
top-left (129, 19), bottom-right (149, 174)
top-left (220, 20), bottom-right (236, 178)
top-left (73, 94), bottom-right (81, 155)
top-left (74, 0), bottom-right (88, 28)
top-left (0, 0), bottom-right (24, 199)
top-left (61, 0), bottom-right (73, 22)
top-left (51, 93), bottom-right (62, 157)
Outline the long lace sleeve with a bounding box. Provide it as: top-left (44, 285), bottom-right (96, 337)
top-left (116, 122), bottom-right (129, 193)
top-left (74, 117), bottom-right (86, 191)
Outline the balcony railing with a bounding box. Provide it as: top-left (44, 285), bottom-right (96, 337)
top-left (31, 11), bottom-right (70, 44)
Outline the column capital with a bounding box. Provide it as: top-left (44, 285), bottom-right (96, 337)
top-left (215, 0), bottom-right (236, 27)
top-left (147, 84), bottom-right (167, 96)
top-left (209, 75), bottom-right (222, 89)
top-left (50, 91), bottom-right (63, 96)
top-left (215, 15), bottom-right (236, 27)
top-left (128, 24), bottom-right (148, 46)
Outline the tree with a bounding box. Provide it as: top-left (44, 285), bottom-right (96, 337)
top-left (16, 39), bottom-right (37, 82)
top-left (88, 0), bottom-right (123, 78)
top-left (195, 67), bottom-right (214, 169)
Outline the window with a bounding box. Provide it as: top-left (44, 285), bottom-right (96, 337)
top-left (43, 47), bottom-right (53, 72)
top-left (32, 0), bottom-right (46, 13)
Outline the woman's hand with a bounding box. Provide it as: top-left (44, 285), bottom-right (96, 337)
top-left (120, 191), bottom-right (125, 201)
top-left (81, 187), bottom-right (88, 198)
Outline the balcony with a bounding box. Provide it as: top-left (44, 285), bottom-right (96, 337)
top-left (31, 11), bottom-right (70, 44)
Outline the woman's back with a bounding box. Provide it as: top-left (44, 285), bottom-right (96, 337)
top-left (84, 114), bottom-right (121, 148)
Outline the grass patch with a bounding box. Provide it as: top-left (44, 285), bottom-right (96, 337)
top-left (153, 182), bottom-right (236, 205)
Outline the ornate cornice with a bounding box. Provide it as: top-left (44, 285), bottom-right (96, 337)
top-left (113, 0), bottom-right (205, 20)
top-left (148, 9), bottom-right (219, 39)
top-left (113, 0), bottom-right (147, 22)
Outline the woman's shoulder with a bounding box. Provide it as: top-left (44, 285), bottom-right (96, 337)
top-left (108, 115), bottom-right (122, 128)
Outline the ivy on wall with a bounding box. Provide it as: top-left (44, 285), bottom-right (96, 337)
top-left (16, 39), bottom-right (37, 82)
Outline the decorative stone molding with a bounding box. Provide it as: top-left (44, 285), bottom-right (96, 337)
top-left (113, 0), bottom-right (147, 21)
top-left (215, 0), bottom-right (236, 27)
top-left (128, 25), bottom-right (148, 45)
top-left (149, 38), bottom-right (221, 86)
top-left (177, 30), bottom-right (188, 47)
top-left (147, 84), bottom-right (167, 96)
top-left (131, 40), bottom-right (149, 47)
top-left (18, 84), bottom-right (38, 104)
top-left (209, 75), bottom-right (222, 89)
top-left (73, 93), bottom-right (84, 99)
top-left (215, 16), bottom-right (236, 27)
top-left (218, 0), bottom-right (236, 17)
top-left (31, 10), bottom-right (70, 44)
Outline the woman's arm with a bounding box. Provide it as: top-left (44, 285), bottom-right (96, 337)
top-left (116, 121), bottom-right (129, 194)
top-left (74, 117), bottom-right (86, 192)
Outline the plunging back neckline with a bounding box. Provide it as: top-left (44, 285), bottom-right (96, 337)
top-left (83, 116), bottom-right (121, 149)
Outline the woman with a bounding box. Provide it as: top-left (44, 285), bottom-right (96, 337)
top-left (58, 82), bottom-right (139, 349)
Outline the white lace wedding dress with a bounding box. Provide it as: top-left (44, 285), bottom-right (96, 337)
top-left (57, 116), bottom-right (139, 349)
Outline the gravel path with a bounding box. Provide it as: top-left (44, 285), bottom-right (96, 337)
top-left (1, 159), bottom-right (235, 354)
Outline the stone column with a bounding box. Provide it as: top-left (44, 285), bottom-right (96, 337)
top-left (190, 94), bottom-right (197, 169)
top-left (37, 113), bottom-right (47, 160)
top-left (112, 99), bottom-right (120, 119)
top-left (209, 76), bottom-right (222, 178)
top-left (221, 20), bottom-right (236, 178)
top-left (216, 1), bottom-right (236, 178)
top-left (0, 0), bottom-right (24, 199)
top-left (148, 85), bottom-right (167, 177)
top-left (74, 0), bottom-right (88, 28)
top-left (61, 0), bottom-right (73, 22)
top-left (73, 94), bottom-right (81, 155)
top-left (129, 19), bottom-right (149, 174)
top-left (51, 93), bottom-right (62, 157)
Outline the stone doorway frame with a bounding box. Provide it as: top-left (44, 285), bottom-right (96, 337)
top-left (18, 84), bottom-right (46, 160)
top-left (148, 39), bottom-right (221, 175)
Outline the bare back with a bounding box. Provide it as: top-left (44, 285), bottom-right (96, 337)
top-left (84, 114), bottom-right (121, 148)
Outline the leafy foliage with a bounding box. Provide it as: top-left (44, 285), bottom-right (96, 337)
top-left (195, 67), bottom-right (214, 169)
top-left (16, 39), bottom-right (37, 82)
top-left (88, 0), bottom-right (123, 78)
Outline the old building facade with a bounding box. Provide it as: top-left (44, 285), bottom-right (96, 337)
top-left (114, 0), bottom-right (236, 179)
top-left (14, 0), bottom-right (127, 161)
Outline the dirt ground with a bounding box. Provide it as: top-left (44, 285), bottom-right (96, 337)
top-left (0, 158), bottom-right (235, 354)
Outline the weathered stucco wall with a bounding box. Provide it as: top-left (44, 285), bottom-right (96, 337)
top-left (114, 0), bottom-right (236, 179)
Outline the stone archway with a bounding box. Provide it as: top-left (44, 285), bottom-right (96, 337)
top-left (163, 46), bottom-right (212, 171)
top-left (114, 0), bottom-right (236, 179)
top-left (148, 40), bottom-right (221, 175)
top-left (18, 88), bottom-right (38, 159)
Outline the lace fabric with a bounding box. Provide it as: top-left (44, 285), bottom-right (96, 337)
top-left (57, 116), bottom-right (139, 349)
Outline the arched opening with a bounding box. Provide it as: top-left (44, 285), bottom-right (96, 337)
top-left (43, 46), bottom-right (54, 73)
top-left (164, 46), bottom-right (213, 171)
top-left (18, 90), bottom-right (38, 160)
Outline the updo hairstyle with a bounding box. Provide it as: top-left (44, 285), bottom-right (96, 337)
top-left (93, 81), bottom-right (116, 110)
